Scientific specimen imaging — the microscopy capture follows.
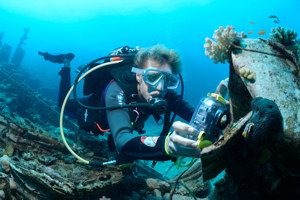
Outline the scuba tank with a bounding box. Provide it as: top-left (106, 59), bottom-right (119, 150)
top-left (185, 93), bottom-right (230, 145)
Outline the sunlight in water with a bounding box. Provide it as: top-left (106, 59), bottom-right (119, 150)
top-left (0, 0), bottom-right (213, 21)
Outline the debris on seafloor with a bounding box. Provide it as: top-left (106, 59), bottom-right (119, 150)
top-left (0, 62), bottom-right (210, 199)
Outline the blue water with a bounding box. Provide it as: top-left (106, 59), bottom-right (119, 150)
top-left (1, 0), bottom-right (299, 187)
top-left (1, 0), bottom-right (299, 106)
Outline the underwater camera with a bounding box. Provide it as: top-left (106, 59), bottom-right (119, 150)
top-left (187, 93), bottom-right (230, 145)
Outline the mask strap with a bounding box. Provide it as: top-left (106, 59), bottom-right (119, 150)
top-left (131, 67), bottom-right (143, 74)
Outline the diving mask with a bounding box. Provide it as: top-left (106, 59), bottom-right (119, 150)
top-left (131, 67), bottom-right (179, 90)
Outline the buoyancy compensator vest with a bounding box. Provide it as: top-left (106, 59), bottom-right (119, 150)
top-left (75, 46), bottom-right (139, 134)
top-left (83, 46), bottom-right (139, 97)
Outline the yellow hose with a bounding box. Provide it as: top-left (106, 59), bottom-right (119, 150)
top-left (59, 60), bottom-right (123, 164)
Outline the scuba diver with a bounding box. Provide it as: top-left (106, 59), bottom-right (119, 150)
top-left (39, 45), bottom-right (229, 164)
top-left (103, 45), bottom-right (198, 160)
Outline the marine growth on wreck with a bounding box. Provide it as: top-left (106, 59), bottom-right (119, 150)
top-left (203, 25), bottom-right (300, 199)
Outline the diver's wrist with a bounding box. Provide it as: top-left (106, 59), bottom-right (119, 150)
top-left (164, 132), bottom-right (174, 156)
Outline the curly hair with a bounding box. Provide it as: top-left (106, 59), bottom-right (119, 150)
top-left (134, 45), bottom-right (181, 74)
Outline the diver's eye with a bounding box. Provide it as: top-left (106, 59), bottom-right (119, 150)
top-left (147, 73), bottom-right (162, 83)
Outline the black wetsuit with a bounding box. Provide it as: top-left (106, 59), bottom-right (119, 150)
top-left (59, 66), bottom-right (194, 161)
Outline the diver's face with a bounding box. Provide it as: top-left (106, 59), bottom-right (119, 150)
top-left (136, 59), bottom-right (172, 101)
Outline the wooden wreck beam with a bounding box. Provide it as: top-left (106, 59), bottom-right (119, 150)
top-left (0, 114), bottom-right (68, 153)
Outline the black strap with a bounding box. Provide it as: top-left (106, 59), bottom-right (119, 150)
top-left (161, 110), bottom-right (172, 136)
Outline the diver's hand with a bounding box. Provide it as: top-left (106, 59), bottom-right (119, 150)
top-left (215, 78), bottom-right (229, 98)
top-left (165, 121), bottom-right (201, 158)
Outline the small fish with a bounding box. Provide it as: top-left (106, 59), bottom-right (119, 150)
top-left (269, 15), bottom-right (280, 23)
top-left (269, 15), bottom-right (279, 20)
top-left (249, 21), bottom-right (255, 25)
top-left (258, 30), bottom-right (266, 35)
top-left (248, 30), bottom-right (254, 34)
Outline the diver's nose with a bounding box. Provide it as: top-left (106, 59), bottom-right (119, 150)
top-left (156, 79), bottom-right (165, 92)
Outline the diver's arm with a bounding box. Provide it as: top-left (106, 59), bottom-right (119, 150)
top-left (165, 90), bottom-right (195, 122)
top-left (105, 81), bottom-right (170, 160)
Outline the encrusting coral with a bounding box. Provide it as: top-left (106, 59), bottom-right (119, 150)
top-left (239, 67), bottom-right (256, 81)
top-left (270, 27), bottom-right (297, 46)
top-left (204, 26), bottom-right (246, 64)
